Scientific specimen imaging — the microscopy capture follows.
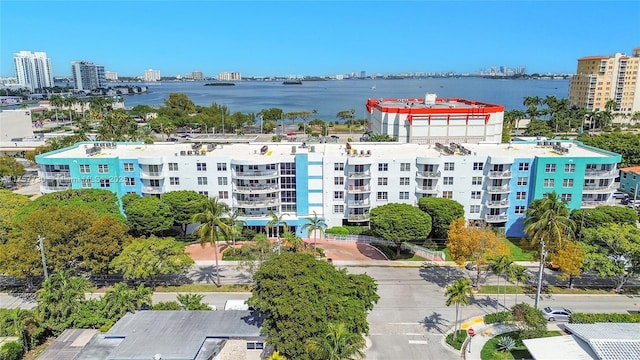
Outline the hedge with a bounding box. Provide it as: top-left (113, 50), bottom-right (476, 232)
top-left (0, 341), bottom-right (24, 360)
top-left (569, 312), bottom-right (640, 324)
top-left (325, 226), bottom-right (349, 235)
top-left (484, 311), bottom-right (512, 324)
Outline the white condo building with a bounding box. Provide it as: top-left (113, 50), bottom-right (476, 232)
top-left (71, 61), bottom-right (106, 91)
top-left (13, 51), bottom-right (54, 91)
top-left (105, 71), bottom-right (119, 81)
top-left (144, 69), bottom-right (161, 82)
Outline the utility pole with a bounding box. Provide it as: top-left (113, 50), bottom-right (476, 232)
top-left (37, 235), bottom-right (48, 279)
top-left (534, 238), bottom-right (547, 309)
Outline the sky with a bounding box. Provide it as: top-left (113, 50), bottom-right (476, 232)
top-left (1, 0), bottom-right (639, 78)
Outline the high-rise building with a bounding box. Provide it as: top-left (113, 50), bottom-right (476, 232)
top-left (13, 51), bottom-right (54, 91)
top-left (105, 71), bottom-right (118, 81)
top-left (192, 71), bottom-right (204, 81)
top-left (144, 69), bottom-right (161, 82)
top-left (569, 47), bottom-right (640, 113)
top-left (71, 61), bottom-right (106, 91)
top-left (218, 72), bottom-right (241, 81)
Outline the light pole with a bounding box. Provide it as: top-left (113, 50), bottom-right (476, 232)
top-left (37, 235), bottom-right (48, 279)
top-left (534, 238), bottom-right (547, 309)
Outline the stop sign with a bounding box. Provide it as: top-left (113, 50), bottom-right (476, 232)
top-left (467, 328), bottom-right (475, 337)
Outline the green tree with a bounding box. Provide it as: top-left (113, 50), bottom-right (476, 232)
top-left (507, 264), bottom-right (529, 305)
top-left (576, 132), bottom-right (640, 168)
top-left (96, 109), bottom-right (138, 141)
top-left (101, 283), bottom-right (152, 320)
top-left (0, 190), bottom-right (30, 244)
top-left (258, 108), bottom-right (285, 122)
top-left (305, 322), bottom-right (365, 360)
top-left (445, 278), bottom-right (473, 340)
top-left (0, 156), bottom-right (26, 184)
top-left (16, 189), bottom-right (123, 222)
top-left (161, 190), bottom-right (207, 236)
top-left (336, 109), bottom-right (356, 124)
top-left (36, 270), bottom-right (91, 334)
top-left (524, 191), bottom-right (576, 256)
top-left (110, 236), bottom-right (194, 289)
top-left (176, 293), bottom-right (210, 310)
top-left (365, 133), bottom-right (396, 142)
top-left (511, 303), bottom-right (547, 340)
top-left (80, 215), bottom-right (131, 276)
top-left (417, 197), bottom-right (465, 241)
top-left (301, 211), bottom-right (327, 248)
top-left (123, 195), bottom-right (174, 236)
top-left (523, 119), bottom-right (554, 138)
top-left (0, 237), bottom-right (42, 288)
top-left (369, 203), bottom-right (432, 256)
top-left (192, 198), bottom-right (231, 286)
top-left (489, 255), bottom-right (513, 308)
top-left (248, 253), bottom-right (378, 360)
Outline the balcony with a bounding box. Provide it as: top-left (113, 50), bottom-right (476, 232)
top-left (142, 186), bottom-right (163, 194)
top-left (39, 171), bottom-right (71, 179)
top-left (235, 198), bottom-right (281, 208)
top-left (348, 171), bottom-right (371, 179)
top-left (140, 171), bottom-right (164, 179)
top-left (485, 214), bottom-right (508, 223)
top-left (486, 199), bottom-right (509, 208)
top-left (415, 185), bottom-right (438, 194)
top-left (347, 200), bottom-right (371, 208)
top-left (348, 214), bottom-right (370, 222)
top-left (347, 185), bottom-right (371, 193)
top-left (584, 169), bottom-right (617, 178)
top-left (488, 171), bottom-right (512, 179)
top-left (486, 185), bottom-right (511, 193)
top-left (234, 184), bottom-right (279, 193)
top-left (582, 185), bottom-right (614, 193)
top-left (581, 200), bottom-right (609, 208)
top-left (233, 170), bottom-right (279, 179)
top-left (41, 182), bottom-right (72, 193)
top-left (416, 171), bottom-right (441, 179)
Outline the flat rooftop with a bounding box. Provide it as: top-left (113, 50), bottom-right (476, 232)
top-left (366, 96), bottom-right (504, 113)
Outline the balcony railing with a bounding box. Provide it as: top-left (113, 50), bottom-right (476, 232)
top-left (348, 171), bottom-right (371, 179)
top-left (348, 185), bottom-right (371, 193)
top-left (39, 171), bottom-right (71, 178)
top-left (142, 186), bottom-right (163, 194)
top-left (415, 185), bottom-right (438, 193)
top-left (584, 169), bottom-right (617, 178)
top-left (233, 170), bottom-right (279, 179)
top-left (581, 200), bottom-right (609, 208)
top-left (41, 184), bottom-right (72, 192)
top-left (348, 214), bottom-right (370, 222)
top-left (486, 199), bottom-right (509, 208)
top-left (486, 185), bottom-right (511, 193)
top-left (235, 199), bottom-right (281, 208)
top-left (347, 200), bottom-right (371, 207)
top-left (140, 171), bottom-right (164, 179)
top-left (488, 171), bottom-right (512, 179)
top-left (416, 171), bottom-right (441, 179)
top-left (582, 185), bottom-right (614, 193)
top-left (235, 184), bottom-right (279, 193)
top-left (485, 214), bottom-right (508, 223)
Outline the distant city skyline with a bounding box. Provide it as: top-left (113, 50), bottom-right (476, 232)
top-left (1, 1), bottom-right (638, 78)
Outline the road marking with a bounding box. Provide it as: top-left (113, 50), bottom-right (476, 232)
top-left (408, 340), bottom-right (429, 344)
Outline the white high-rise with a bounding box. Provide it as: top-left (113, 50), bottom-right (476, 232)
top-left (144, 69), bottom-right (161, 82)
top-left (71, 61), bottom-right (106, 91)
top-left (13, 51), bottom-right (54, 91)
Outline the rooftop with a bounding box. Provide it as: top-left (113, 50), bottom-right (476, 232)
top-left (619, 166), bottom-right (640, 174)
top-left (366, 96), bottom-right (504, 114)
top-left (564, 323), bottom-right (640, 360)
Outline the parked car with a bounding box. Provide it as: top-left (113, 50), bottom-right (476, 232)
top-left (542, 307), bottom-right (572, 321)
top-left (612, 191), bottom-right (628, 199)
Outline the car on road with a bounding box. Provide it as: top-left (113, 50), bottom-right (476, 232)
top-left (542, 306), bottom-right (572, 321)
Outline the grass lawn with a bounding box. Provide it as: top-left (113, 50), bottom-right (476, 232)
top-left (480, 331), bottom-right (562, 360)
top-left (503, 238), bottom-right (535, 261)
top-left (153, 284), bottom-right (251, 293)
top-left (477, 285), bottom-right (618, 295)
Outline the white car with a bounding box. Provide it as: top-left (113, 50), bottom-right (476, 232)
top-left (542, 307), bottom-right (572, 321)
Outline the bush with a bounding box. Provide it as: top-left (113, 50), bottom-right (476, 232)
top-left (496, 336), bottom-right (516, 352)
top-left (445, 330), bottom-right (467, 350)
top-left (0, 341), bottom-right (24, 360)
top-left (570, 312), bottom-right (640, 324)
top-left (343, 226), bottom-right (371, 235)
top-left (325, 226), bottom-right (349, 235)
top-left (152, 301), bottom-right (183, 310)
top-left (484, 311), bottom-right (512, 324)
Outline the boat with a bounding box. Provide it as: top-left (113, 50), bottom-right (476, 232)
top-left (283, 80), bottom-right (302, 85)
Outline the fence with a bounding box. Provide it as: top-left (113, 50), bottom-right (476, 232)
top-left (325, 234), bottom-right (445, 261)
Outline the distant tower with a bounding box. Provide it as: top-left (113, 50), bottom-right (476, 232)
top-left (71, 61), bottom-right (106, 91)
top-left (13, 51), bottom-right (54, 91)
top-left (144, 69), bottom-right (161, 82)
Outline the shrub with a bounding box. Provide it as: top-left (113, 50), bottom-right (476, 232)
top-left (152, 301), bottom-right (183, 310)
top-left (325, 226), bottom-right (349, 235)
top-left (0, 341), bottom-right (24, 360)
top-left (485, 311), bottom-right (512, 324)
top-left (343, 226), bottom-right (371, 235)
top-left (445, 330), bottom-right (467, 350)
top-left (496, 336), bottom-right (516, 352)
top-left (570, 312), bottom-right (640, 324)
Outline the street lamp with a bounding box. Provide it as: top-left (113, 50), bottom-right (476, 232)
top-left (534, 238), bottom-right (547, 309)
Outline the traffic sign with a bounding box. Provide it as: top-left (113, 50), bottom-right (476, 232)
top-left (467, 328), bottom-right (475, 337)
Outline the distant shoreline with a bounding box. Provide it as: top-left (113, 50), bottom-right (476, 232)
top-left (204, 82), bottom-right (235, 86)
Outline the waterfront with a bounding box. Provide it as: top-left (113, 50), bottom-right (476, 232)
top-left (115, 77), bottom-right (569, 121)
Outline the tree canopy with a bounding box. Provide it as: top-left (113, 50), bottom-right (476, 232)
top-left (577, 131), bottom-right (640, 167)
top-left (122, 194), bottom-right (174, 236)
top-left (417, 197), bottom-right (465, 241)
top-left (369, 203), bottom-right (432, 255)
top-left (16, 189), bottom-right (123, 222)
top-left (0, 190), bottom-right (30, 244)
top-left (160, 191), bottom-right (207, 236)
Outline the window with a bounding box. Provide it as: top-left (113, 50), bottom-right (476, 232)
top-left (565, 163), bottom-right (575, 173)
top-left (199, 191), bottom-right (209, 197)
top-left (563, 179), bottom-right (574, 188)
top-left (377, 192), bottom-right (388, 201)
top-left (444, 162), bottom-right (455, 171)
top-left (123, 163), bottom-right (134, 172)
top-left (217, 163), bottom-right (227, 171)
top-left (99, 179), bottom-right (110, 188)
top-left (378, 177), bottom-right (388, 186)
top-left (198, 177), bottom-right (208, 185)
top-left (515, 205), bottom-right (525, 214)
top-left (471, 191), bottom-right (481, 199)
top-left (561, 193), bottom-right (572, 202)
top-left (516, 191), bottom-right (527, 200)
top-left (218, 191), bottom-right (229, 199)
top-left (125, 177), bottom-right (135, 186)
top-left (545, 164), bottom-right (556, 173)
top-left (334, 191), bottom-right (344, 200)
top-left (81, 178), bottom-right (91, 188)
top-left (443, 177), bottom-right (454, 185)
top-left (473, 162), bottom-right (484, 171)
top-left (333, 205), bottom-right (344, 213)
top-left (197, 163), bottom-right (207, 171)
top-left (218, 177), bottom-right (228, 186)
top-left (98, 164), bottom-right (109, 173)
top-left (170, 177), bottom-right (180, 185)
top-left (79, 164), bottom-right (90, 173)
top-left (334, 177), bottom-right (344, 185)
top-left (472, 176), bottom-right (482, 186)
top-left (400, 162), bottom-right (411, 171)
top-left (543, 179), bottom-right (555, 187)
top-left (334, 162), bottom-right (344, 171)
top-left (150, 179), bottom-right (160, 187)
top-left (518, 162), bottom-right (529, 171)
top-left (168, 163), bottom-right (179, 171)
top-left (400, 177), bottom-right (410, 186)
top-left (517, 177), bottom-right (528, 186)
top-left (470, 205), bottom-right (480, 213)
top-left (442, 191), bottom-right (453, 199)
top-left (399, 191), bottom-right (409, 200)
top-left (378, 163), bottom-right (388, 171)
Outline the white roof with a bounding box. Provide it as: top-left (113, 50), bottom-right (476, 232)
top-left (564, 323), bottom-right (640, 360)
top-left (523, 335), bottom-right (597, 360)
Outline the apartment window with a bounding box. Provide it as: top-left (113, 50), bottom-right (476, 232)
top-left (515, 205), bottom-right (525, 214)
top-left (125, 177), bottom-right (135, 186)
top-left (197, 163), bottom-right (207, 171)
top-left (150, 179), bottom-right (160, 187)
top-left (218, 191), bottom-right (229, 199)
top-left (333, 205), bottom-right (344, 213)
top-left (334, 162), bottom-right (344, 171)
top-left (545, 164), bottom-right (556, 173)
top-left (518, 162), bottom-right (529, 171)
top-left (516, 191), bottom-right (527, 200)
top-left (334, 191), bottom-right (344, 200)
top-left (123, 163), bottom-right (134, 172)
top-left (470, 205), bottom-right (480, 214)
top-left (99, 179), bottom-right (110, 188)
top-left (517, 177), bottom-right (528, 186)
top-left (400, 177), bottom-right (410, 186)
top-left (400, 163), bottom-right (411, 171)
top-left (444, 162), bottom-right (455, 171)
top-left (378, 177), bottom-right (388, 186)
top-left (81, 178), bottom-right (91, 188)
top-left (218, 177), bottom-right (228, 186)
top-left (199, 191), bottom-right (209, 197)
top-left (378, 163), bottom-right (388, 171)
top-left (334, 177), bottom-right (344, 185)
top-left (170, 177), bottom-right (180, 185)
top-left (443, 177), bottom-right (454, 185)
top-left (198, 177), bottom-right (208, 185)
top-left (377, 192), bottom-right (388, 201)
top-left (471, 191), bottom-right (481, 199)
top-left (168, 163), bottom-right (179, 171)
top-left (472, 176), bottom-right (482, 186)
top-left (473, 162), bottom-right (484, 171)
top-left (98, 164), bottom-right (109, 173)
top-left (79, 164), bottom-right (90, 173)
top-left (565, 163), bottom-right (576, 173)
top-left (266, 164), bottom-right (276, 170)
top-left (543, 179), bottom-right (555, 188)
top-left (248, 165), bottom-right (258, 171)
top-left (563, 179), bottom-right (574, 188)
top-left (399, 191), bottom-right (409, 200)
top-left (442, 191), bottom-right (453, 199)
top-left (561, 193), bottom-right (572, 202)
top-left (217, 163), bottom-right (227, 171)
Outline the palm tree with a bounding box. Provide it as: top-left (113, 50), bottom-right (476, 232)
top-left (192, 198), bottom-right (231, 286)
top-left (444, 278), bottom-right (473, 340)
top-left (227, 210), bottom-right (246, 255)
top-left (489, 255), bottom-right (512, 309)
top-left (306, 322), bottom-right (365, 360)
top-left (523, 191), bottom-right (576, 255)
top-left (49, 94), bottom-right (64, 124)
top-left (508, 264), bottom-right (529, 305)
top-left (36, 270), bottom-right (91, 333)
top-left (301, 211), bottom-right (327, 248)
top-left (266, 211), bottom-right (288, 239)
